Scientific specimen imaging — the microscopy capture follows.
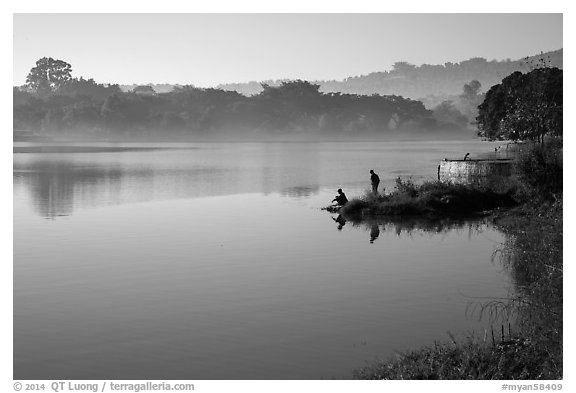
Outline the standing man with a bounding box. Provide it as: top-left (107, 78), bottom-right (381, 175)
top-left (370, 169), bottom-right (380, 194)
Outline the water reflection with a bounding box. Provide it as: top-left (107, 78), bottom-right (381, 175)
top-left (331, 213), bottom-right (489, 240)
top-left (14, 141), bottom-right (514, 379)
top-left (14, 141), bottom-right (503, 219)
top-left (280, 185), bottom-right (320, 198)
top-left (369, 223), bottom-right (380, 243)
top-left (332, 214), bottom-right (346, 230)
top-left (13, 144), bottom-right (326, 218)
top-left (14, 160), bottom-right (155, 219)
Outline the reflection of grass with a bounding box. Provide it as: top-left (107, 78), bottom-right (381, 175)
top-left (339, 178), bottom-right (518, 220)
top-left (353, 200), bottom-right (563, 380)
top-left (347, 215), bottom-right (486, 236)
top-left (494, 201), bottom-right (562, 377)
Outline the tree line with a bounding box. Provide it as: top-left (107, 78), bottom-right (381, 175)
top-left (14, 57), bottom-right (465, 140)
top-left (14, 56), bottom-right (562, 143)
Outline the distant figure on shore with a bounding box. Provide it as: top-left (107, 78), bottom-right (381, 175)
top-left (370, 170), bottom-right (380, 194)
top-left (463, 153), bottom-right (470, 161)
top-left (333, 214), bottom-right (346, 230)
top-left (332, 188), bottom-right (348, 206)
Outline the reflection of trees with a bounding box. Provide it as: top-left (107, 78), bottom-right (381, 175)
top-left (23, 171), bottom-right (74, 218)
top-left (16, 161), bottom-right (127, 219)
top-left (14, 144), bottom-right (325, 219)
top-left (280, 185), bottom-right (320, 198)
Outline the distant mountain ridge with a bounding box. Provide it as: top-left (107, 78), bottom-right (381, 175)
top-left (119, 49), bottom-right (562, 100)
top-left (319, 49), bottom-right (563, 99)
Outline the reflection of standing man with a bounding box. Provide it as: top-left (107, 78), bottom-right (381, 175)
top-left (370, 170), bottom-right (380, 194)
top-left (370, 223), bottom-right (380, 243)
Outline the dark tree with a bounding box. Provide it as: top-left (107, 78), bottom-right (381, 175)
top-left (477, 68), bottom-right (562, 142)
top-left (26, 57), bottom-right (73, 95)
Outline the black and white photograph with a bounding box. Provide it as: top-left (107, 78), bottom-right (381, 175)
top-left (10, 6), bottom-right (565, 388)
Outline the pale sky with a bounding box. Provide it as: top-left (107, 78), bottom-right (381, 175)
top-left (13, 13), bottom-right (563, 87)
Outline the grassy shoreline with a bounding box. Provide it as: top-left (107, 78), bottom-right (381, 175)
top-left (343, 177), bottom-right (562, 379)
top-left (327, 177), bottom-right (519, 220)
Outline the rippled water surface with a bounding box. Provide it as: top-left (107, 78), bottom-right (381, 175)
top-left (14, 141), bottom-right (512, 379)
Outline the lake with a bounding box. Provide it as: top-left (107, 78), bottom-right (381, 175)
top-left (13, 140), bottom-right (513, 379)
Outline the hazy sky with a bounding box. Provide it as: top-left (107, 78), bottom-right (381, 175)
top-left (13, 13), bottom-right (562, 87)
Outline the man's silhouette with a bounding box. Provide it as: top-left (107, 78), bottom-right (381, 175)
top-left (370, 170), bottom-right (380, 194)
top-left (332, 188), bottom-right (348, 206)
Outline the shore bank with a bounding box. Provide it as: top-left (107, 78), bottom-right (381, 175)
top-left (340, 179), bottom-right (562, 379)
top-left (326, 178), bottom-right (518, 220)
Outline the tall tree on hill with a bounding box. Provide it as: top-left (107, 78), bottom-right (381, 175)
top-left (26, 57), bottom-right (73, 96)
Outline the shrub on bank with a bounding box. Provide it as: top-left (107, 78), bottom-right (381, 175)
top-left (339, 178), bottom-right (518, 219)
top-left (516, 138), bottom-right (562, 200)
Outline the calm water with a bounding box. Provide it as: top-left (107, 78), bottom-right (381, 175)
top-left (13, 141), bottom-right (512, 379)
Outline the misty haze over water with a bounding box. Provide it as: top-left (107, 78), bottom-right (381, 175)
top-left (14, 140), bottom-right (514, 379)
top-left (10, 10), bottom-right (565, 381)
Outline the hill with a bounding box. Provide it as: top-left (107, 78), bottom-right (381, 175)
top-left (216, 49), bottom-right (563, 99)
top-left (116, 49), bottom-right (562, 100)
